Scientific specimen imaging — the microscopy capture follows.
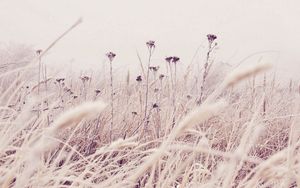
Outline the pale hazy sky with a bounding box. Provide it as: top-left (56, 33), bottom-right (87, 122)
top-left (0, 0), bottom-right (299, 78)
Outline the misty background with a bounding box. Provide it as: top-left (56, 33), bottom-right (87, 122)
top-left (0, 0), bottom-right (299, 80)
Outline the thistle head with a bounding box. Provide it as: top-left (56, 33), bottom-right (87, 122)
top-left (146, 40), bottom-right (155, 50)
top-left (165, 56), bottom-right (173, 63)
top-left (207, 34), bottom-right (217, 43)
top-left (136, 75), bottom-right (142, 82)
top-left (152, 103), bottom-right (159, 109)
top-left (159, 74), bottom-right (165, 80)
top-left (165, 56), bottom-right (180, 64)
top-left (80, 75), bottom-right (90, 83)
top-left (172, 56), bottom-right (180, 64)
top-left (56, 78), bottom-right (65, 83)
top-left (106, 52), bottom-right (116, 62)
top-left (36, 49), bottom-right (42, 55)
top-left (64, 88), bottom-right (71, 92)
top-left (95, 89), bottom-right (101, 95)
top-left (187, 95), bottom-right (192, 100)
top-left (149, 66), bottom-right (160, 72)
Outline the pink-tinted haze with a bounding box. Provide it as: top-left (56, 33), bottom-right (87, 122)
top-left (0, 0), bottom-right (299, 78)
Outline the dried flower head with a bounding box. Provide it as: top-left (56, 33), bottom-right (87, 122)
top-left (80, 76), bottom-right (90, 83)
top-left (136, 75), bottom-right (142, 82)
top-left (207, 34), bottom-right (217, 43)
top-left (95, 89), bottom-right (101, 95)
top-left (149, 66), bottom-right (160, 72)
top-left (36, 49), bottom-right (43, 55)
top-left (165, 56), bottom-right (173, 63)
top-left (64, 87), bottom-right (71, 93)
top-left (172, 56), bottom-right (180, 64)
top-left (106, 52), bottom-right (116, 62)
top-left (56, 78), bottom-right (65, 83)
top-left (152, 103), bottom-right (159, 108)
top-left (146, 40), bottom-right (155, 49)
top-left (159, 74), bottom-right (165, 80)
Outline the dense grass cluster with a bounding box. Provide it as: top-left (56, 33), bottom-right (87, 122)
top-left (0, 25), bottom-right (299, 187)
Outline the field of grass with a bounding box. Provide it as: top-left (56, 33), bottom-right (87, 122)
top-left (0, 22), bottom-right (299, 188)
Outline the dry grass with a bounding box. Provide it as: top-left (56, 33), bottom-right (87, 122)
top-left (0, 23), bottom-right (300, 187)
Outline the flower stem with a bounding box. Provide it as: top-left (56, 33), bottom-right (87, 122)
top-left (109, 60), bottom-right (114, 142)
